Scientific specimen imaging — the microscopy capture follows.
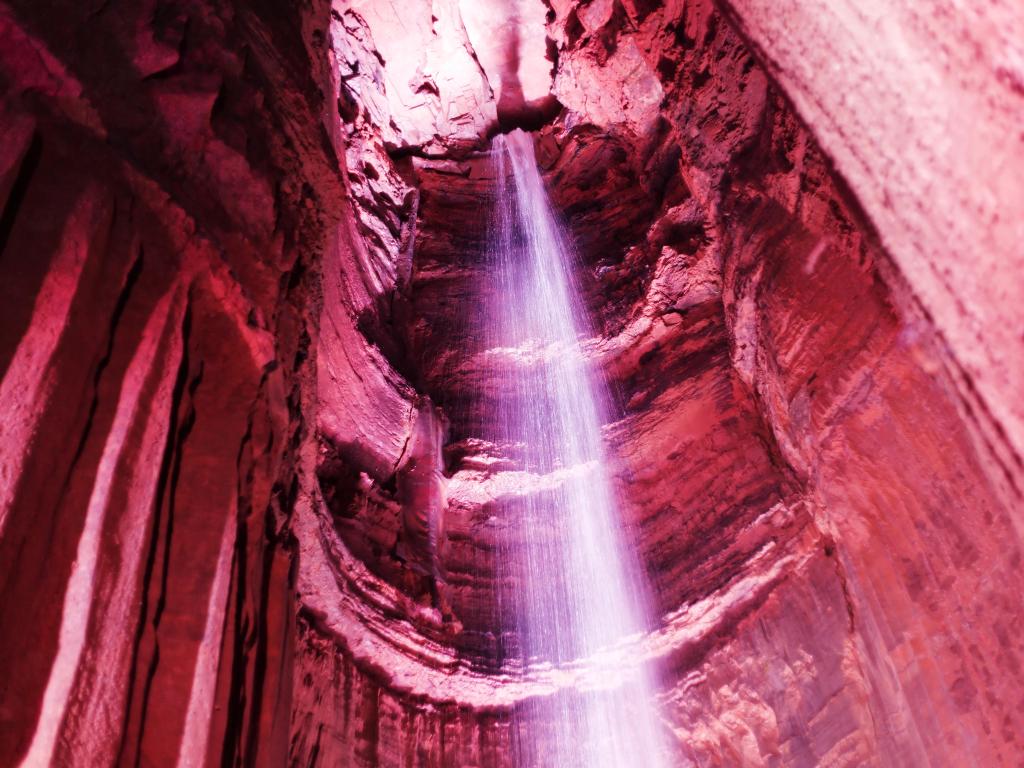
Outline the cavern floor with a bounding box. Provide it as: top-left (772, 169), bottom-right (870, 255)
top-left (0, 0), bottom-right (1021, 766)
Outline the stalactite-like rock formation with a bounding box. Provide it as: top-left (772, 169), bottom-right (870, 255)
top-left (0, 0), bottom-right (1020, 766)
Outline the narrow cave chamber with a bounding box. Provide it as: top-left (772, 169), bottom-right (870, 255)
top-left (0, 0), bottom-right (1021, 767)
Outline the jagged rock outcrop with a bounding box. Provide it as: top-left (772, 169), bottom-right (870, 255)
top-left (0, 0), bottom-right (1020, 766)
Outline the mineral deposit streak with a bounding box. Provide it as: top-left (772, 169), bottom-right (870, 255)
top-left (488, 129), bottom-right (666, 767)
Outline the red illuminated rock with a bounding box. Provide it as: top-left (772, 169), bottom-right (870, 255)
top-left (0, 0), bottom-right (1020, 766)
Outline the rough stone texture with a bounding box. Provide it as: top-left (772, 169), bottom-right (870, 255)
top-left (0, 0), bottom-right (321, 763)
top-left (325, 0), bottom-right (1024, 764)
top-left (0, 0), bottom-right (1021, 766)
top-left (721, 0), bottom-right (1024, 480)
top-left (339, 0), bottom-right (496, 154)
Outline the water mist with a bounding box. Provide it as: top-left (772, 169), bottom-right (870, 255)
top-left (485, 130), bottom-right (667, 767)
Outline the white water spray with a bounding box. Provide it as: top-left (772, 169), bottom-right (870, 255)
top-left (487, 130), bottom-right (667, 767)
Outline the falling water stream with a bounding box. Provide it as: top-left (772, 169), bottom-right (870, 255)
top-left (486, 130), bottom-right (667, 767)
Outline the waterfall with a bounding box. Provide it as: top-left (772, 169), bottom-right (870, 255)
top-left (486, 129), bottom-right (667, 767)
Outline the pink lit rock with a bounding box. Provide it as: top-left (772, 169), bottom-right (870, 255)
top-left (0, 0), bottom-right (1020, 766)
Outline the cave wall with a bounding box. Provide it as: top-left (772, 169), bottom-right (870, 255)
top-left (0, 0), bottom-right (332, 763)
top-left (538, 1), bottom-right (1024, 763)
top-left (721, 0), bottom-right (1024, 478)
top-left (296, 0), bottom-right (1024, 764)
top-left (0, 0), bottom-right (1021, 767)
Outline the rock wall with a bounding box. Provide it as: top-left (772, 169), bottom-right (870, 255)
top-left (0, 0), bottom-right (1020, 767)
top-left (0, 0), bottom-right (333, 763)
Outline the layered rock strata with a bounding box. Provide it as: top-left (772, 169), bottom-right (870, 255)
top-left (0, 0), bottom-right (1020, 766)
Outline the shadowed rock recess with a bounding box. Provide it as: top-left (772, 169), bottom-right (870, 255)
top-left (0, 0), bottom-right (1021, 765)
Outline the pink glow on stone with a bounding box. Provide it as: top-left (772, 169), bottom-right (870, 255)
top-left (19, 285), bottom-right (179, 768)
top-left (0, 194), bottom-right (93, 538)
